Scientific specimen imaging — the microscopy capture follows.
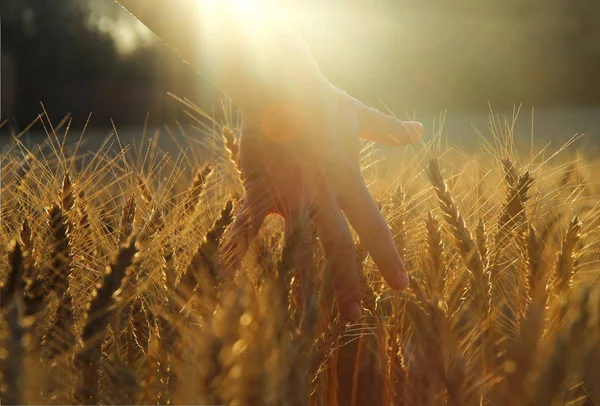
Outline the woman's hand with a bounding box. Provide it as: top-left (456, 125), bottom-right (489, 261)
top-left (221, 84), bottom-right (422, 322)
top-left (115, 0), bottom-right (423, 321)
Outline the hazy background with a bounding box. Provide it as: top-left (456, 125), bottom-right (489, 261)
top-left (1, 0), bottom-right (599, 153)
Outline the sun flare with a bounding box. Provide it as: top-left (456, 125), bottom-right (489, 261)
top-left (196, 0), bottom-right (268, 22)
top-left (232, 0), bottom-right (261, 16)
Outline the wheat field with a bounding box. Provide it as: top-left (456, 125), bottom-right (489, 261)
top-left (1, 107), bottom-right (600, 406)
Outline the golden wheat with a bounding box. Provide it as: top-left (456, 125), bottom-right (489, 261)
top-left (1, 111), bottom-right (599, 405)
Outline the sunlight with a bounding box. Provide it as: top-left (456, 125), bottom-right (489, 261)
top-left (191, 0), bottom-right (283, 84)
top-left (193, 0), bottom-right (272, 44)
top-left (196, 0), bottom-right (269, 22)
top-left (232, 0), bottom-right (262, 17)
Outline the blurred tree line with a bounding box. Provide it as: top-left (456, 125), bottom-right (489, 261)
top-left (1, 0), bottom-right (211, 131)
top-left (288, 0), bottom-right (600, 114)
top-left (1, 0), bottom-right (600, 132)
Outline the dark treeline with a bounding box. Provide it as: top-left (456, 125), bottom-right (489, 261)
top-left (2, 0), bottom-right (600, 133)
top-left (1, 0), bottom-right (217, 132)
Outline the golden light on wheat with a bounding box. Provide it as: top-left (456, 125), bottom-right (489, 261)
top-left (0, 106), bottom-right (599, 405)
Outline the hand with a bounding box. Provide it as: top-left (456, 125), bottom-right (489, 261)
top-left (221, 83), bottom-right (423, 321)
top-left (114, 0), bottom-right (422, 321)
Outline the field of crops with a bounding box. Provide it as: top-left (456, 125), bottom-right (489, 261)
top-left (1, 110), bottom-right (599, 405)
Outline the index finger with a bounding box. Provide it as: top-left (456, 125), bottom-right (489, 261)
top-left (339, 178), bottom-right (410, 291)
top-left (330, 85), bottom-right (423, 146)
top-left (357, 104), bottom-right (423, 146)
top-left (334, 88), bottom-right (423, 146)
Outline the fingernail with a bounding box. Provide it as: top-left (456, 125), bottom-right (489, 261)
top-left (394, 271), bottom-right (410, 290)
top-left (402, 272), bottom-right (410, 288)
top-left (404, 121), bottom-right (423, 141)
top-left (342, 302), bottom-right (363, 322)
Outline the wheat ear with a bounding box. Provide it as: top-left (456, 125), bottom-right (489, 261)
top-left (44, 203), bottom-right (76, 360)
top-left (175, 199), bottom-right (234, 313)
top-left (426, 211), bottom-right (447, 297)
top-left (45, 203), bottom-right (73, 295)
top-left (526, 224), bottom-right (547, 305)
top-left (183, 164), bottom-right (213, 214)
top-left (554, 216), bottom-right (583, 293)
top-left (222, 126), bottom-right (242, 177)
top-left (137, 176), bottom-right (153, 204)
top-left (61, 172), bottom-right (75, 212)
top-left (118, 194), bottom-right (136, 245)
top-left (533, 288), bottom-right (591, 405)
top-left (1, 240), bottom-right (24, 311)
top-left (427, 159), bottom-right (489, 318)
top-left (476, 218), bottom-right (489, 268)
top-left (74, 236), bottom-right (138, 404)
top-left (0, 242), bottom-right (27, 405)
